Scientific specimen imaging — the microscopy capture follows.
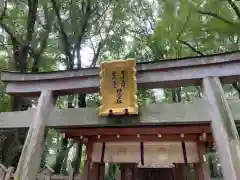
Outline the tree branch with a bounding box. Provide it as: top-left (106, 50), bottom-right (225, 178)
top-left (131, 2), bottom-right (149, 36)
top-left (0, 22), bottom-right (33, 61)
top-left (76, 48), bottom-right (81, 68)
top-left (196, 86), bottom-right (203, 98)
top-left (0, 22), bottom-right (21, 48)
top-left (138, 0), bottom-right (155, 31)
top-left (32, 5), bottom-right (54, 72)
top-left (91, 3), bottom-right (111, 26)
top-left (13, 0), bottom-right (38, 72)
top-left (197, 10), bottom-right (235, 24)
top-left (90, 41), bottom-right (103, 67)
top-left (177, 10), bottom-right (191, 39)
top-left (0, 0), bottom-right (7, 21)
top-left (228, 0), bottom-right (240, 21)
top-left (236, 36), bottom-right (240, 44)
top-left (26, 0), bottom-right (38, 44)
top-left (0, 1), bottom-right (23, 48)
top-left (183, 90), bottom-right (191, 102)
top-left (51, 0), bottom-right (73, 69)
top-left (176, 9), bottom-right (204, 56)
top-left (89, 7), bottom-right (116, 68)
top-left (0, 40), bottom-right (11, 56)
top-left (76, 0), bottom-right (92, 45)
top-left (178, 39), bottom-right (205, 56)
top-left (75, 0), bottom-right (95, 68)
top-left (89, 38), bottom-right (96, 55)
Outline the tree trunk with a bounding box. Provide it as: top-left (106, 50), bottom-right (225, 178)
top-left (53, 137), bottom-right (68, 174)
top-left (172, 88), bottom-right (181, 103)
top-left (172, 88), bottom-right (177, 103)
top-left (71, 142), bottom-right (83, 174)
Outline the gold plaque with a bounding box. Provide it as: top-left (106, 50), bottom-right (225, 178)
top-left (99, 59), bottom-right (138, 116)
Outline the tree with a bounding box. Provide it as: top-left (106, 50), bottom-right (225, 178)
top-left (0, 0), bottom-right (56, 167)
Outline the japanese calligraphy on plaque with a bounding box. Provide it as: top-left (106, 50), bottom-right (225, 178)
top-left (114, 70), bottom-right (126, 104)
top-left (99, 59), bottom-right (138, 116)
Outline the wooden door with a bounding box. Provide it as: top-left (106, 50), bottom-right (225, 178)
top-left (138, 168), bottom-right (175, 180)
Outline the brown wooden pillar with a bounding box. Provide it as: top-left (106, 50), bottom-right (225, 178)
top-left (91, 163), bottom-right (105, 180)
top-left (195, 142), bottom-right (211, 180)
top-left (174, 164), bottom-right (187, 180)
top-left (91, 163), bottom-right (99, 180)
top-left (99, 163), bottom-right (105, 180)
top-left (83, 141), bottom-right (93, 180)
top-left (203, 77), bottom-right (240, 180)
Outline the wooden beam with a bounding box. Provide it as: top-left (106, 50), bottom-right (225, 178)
top-left (62, 125), bottom-right (211, 137)
top-left (1, 51), bottom-right (240, 96)
top-left (203, 77), bottom-right (240, 180)
top-left (2, 51), bottom-right (240, 82)
top-left (90, 163), bottom-right (99, 180)
top-left (78, 134), bottom-right (214, 142)
top-left (14, 91), bottom-right (56, 180)
top-left (1, 99), bottom-right (240, 129)
top-left (98, 163), bottom-right (105, 180)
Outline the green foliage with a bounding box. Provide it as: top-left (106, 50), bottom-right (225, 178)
top-left (87, 93), bottom-right (100, 107)
top-left (0, 83), bottom-right (11, 112)
top-left (137, 89), bottom-right (155, 106)
top-left (105, 163), bottom-right (117, 180)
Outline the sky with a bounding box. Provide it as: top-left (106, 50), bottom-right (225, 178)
top-left (0, 0), bottom-right (4, 8)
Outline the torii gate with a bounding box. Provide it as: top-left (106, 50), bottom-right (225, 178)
top-left (1, 51), bottom-right (240, 180)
